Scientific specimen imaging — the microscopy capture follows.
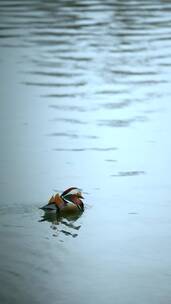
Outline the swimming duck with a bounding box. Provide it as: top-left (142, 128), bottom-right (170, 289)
top-left (40, 187), bottom-right (84, 214)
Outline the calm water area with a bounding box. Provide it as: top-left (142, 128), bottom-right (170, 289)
top-left (0, 0), bottom-right (171, 303)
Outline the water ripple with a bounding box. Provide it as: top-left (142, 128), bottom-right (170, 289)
top-left (49, 104), bottom-right (87, 112)
top-left (48, 132), bottom-right (98, 139)
top-left (98, 116), bottom-right (147, 128)
top-left (112, 171), bottom-right (145, 177)
top-left (51, 118), bottom-right (87, 125)
top-left (54, 147), bottom-right (117, 152)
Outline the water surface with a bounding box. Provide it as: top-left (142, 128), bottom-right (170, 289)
top-left (0, 0), bottom-right (171, 303)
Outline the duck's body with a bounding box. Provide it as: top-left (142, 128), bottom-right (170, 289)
top-left (40, 187), bottom-right (84, 214)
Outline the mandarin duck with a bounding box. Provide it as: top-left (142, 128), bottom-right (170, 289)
top-left (40, 187), bottom-right (84, 214)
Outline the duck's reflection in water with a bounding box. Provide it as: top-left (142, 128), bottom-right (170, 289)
top-left (40, 210), bottom-right (82, 238)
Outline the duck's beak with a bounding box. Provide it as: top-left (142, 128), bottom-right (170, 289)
top-left (77, 191), bottom-right (84, 199)
top-left (40, 203), bottom-right (57, 211)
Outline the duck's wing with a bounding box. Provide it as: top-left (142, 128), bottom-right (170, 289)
top-left (40, 193), bottom-right (64, 211)
top-left (62, 194), bottom-right (84, 211)
top-left (40, 203), bottom-right (57, 211)
top-left (48, 195), bottom-right (55, 203)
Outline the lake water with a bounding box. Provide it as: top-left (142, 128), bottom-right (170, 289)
top-left (0, 0), bottom-right (171, 303)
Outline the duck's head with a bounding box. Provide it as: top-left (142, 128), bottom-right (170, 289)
top-left (61, 187), bottom-right (84, 211)
top-left (61, 187), bottom-right (84, 199)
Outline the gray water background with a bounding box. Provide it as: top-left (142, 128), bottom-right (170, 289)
top-left (0, 0), bottom-right (171, 303)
